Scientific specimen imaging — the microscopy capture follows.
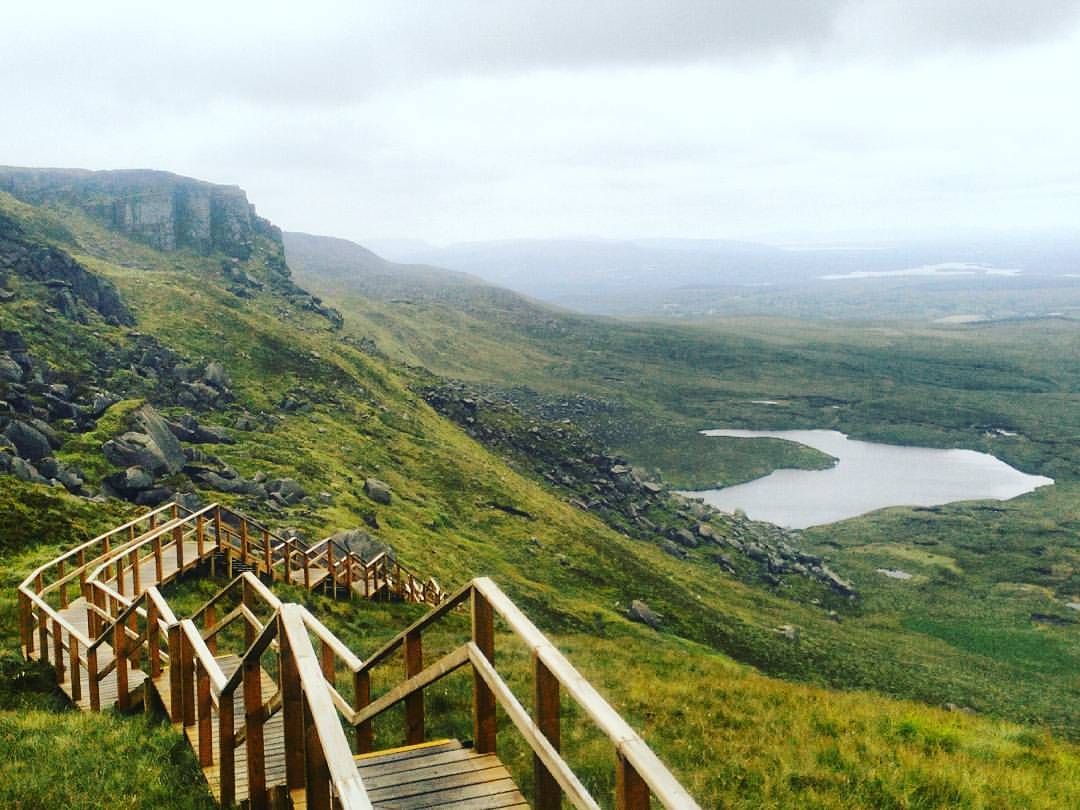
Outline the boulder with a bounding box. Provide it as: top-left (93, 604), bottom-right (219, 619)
top-left (269, 478), bottom-right (305, 505)
top-left (0, 354), bottom-right (21, 382)
top-left (4, 420), bottom-right (52, 461)
top-left (669, 528), bottom-right (699, 548)
top-left (363, 478), bottom-right (392, 505)
top-left (127, 404), bottom-right (185, 475)
top-left (328, 529), bottom-right (395, 562)
top-left (627, 599), bottom-right (662, 629)
top-left (3, 454), bottom-right (49, 485)
top-left (135, 487), bottom-right (174, 506)
top-left (203, 361), bottom-right (231, 389)
top-left (123, 466), bottom-right (155, 491)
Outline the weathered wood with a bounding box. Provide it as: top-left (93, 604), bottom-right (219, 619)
top-left (168, 624), bottom-right (183, 722)
top-left (114, 615), bottom-right (129, 711)
top-left (219, 690), bottom-right (236, 808)
top-left (471, 588), bottom-right (497, 754)
top-left (468, 644), bottom-right (599, 810)
top-left (198, 661), bottom-right (214, 766)
top-left (304, 699), bottom-right (332, 810)
top-left (181, 629), bottom-right (196, 726)
top-left (534, 652), bottom-right (562, 810)
top-left (353, 669), bottom-right (372, 754)
top-left (279, 617), bottom-right (306, 791)
top-left (405, 629), bottom-right (424, 745)
top-left (69, 635), bottom-right (82, 703)
top-left (53, 618), bottom-right (65, 682)
top-left (244, 652), bottom-right (268, 810)
top-left (616, 751), bottom-right (650, 810)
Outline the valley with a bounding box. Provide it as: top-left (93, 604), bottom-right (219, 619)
top-left (0, 172), bottom-right (1076, 808)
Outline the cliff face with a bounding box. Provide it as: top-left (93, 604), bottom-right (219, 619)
top-left (0, 167), bottom-right (279, 259)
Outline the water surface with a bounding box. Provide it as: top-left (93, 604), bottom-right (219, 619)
top-left (687, 429), bottom-right (1053, 529)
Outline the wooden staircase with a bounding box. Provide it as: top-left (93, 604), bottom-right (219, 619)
top-left (17, 502), bottom-right (701, 809)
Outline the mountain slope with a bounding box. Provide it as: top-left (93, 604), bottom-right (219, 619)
top-left (0, 169), bottom-right (1077, 808)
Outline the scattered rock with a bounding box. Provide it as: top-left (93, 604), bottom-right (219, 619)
top-left (774, 624), bottom-right (800, 642)
top-left (3, 419), bottom-right (53, 461)
top-left (328, 529), bottom-right (394, 562)
top-left (627, 599), bottom-right (662, 629)
top-left (363, 477), bottom-right (392, 505)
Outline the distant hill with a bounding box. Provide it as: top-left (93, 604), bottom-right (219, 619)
top-left (365, 234), bottom-right (1080, 318)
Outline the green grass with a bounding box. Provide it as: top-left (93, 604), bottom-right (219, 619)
top-left (2, 186), bottom-right (1080, 806)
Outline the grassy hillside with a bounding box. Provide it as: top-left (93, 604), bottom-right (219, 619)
top-left (0, 182), bottom-right (1078, 807)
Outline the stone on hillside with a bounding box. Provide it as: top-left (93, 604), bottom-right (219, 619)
top-left (0, 354), bottom-right (22, 382)
top-left (133, 404), bottom-right (185, 474)
top-left (103, 432), bottom-right (166, 477)
top-left (641, 481), bottom-right (663, 495)
top-left (670, 527), bottom-right (699, 548)
top-left (203, 361), bottom-right (231, 389)
top-left (4, 420), bottom-right (53, 461)
top-left (660, 539), bottom-right (689, 559)
top-left (268, 478), bottom-right (305, 505)
top-left (328, 529), bottom-right (395, 562)
top-left (123, 466), bottom-right (154, 491)
top-left (695, 522), bottom-right (716, 541)
top-left (89, 391), bottom-right (119, 418)
top-left (774, 624), bottom-right (800, 642)
top-left (627, 599), bottom-right (662, 629)
top-left (135, 486), bottom-right (174, 506)
top-left (363, 478), bottom-right (392, 505)
top-left (2, 454), bottom-right (49, 485)
top-left (710, 553), bottom-right (737, 573)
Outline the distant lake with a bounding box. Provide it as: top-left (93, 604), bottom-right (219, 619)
top-left (686, 429), bottom-right (1054, 529)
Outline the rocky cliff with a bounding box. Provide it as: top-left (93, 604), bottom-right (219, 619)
top-left (0, 167), bottom-right (278, 258)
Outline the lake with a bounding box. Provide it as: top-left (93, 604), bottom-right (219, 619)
top-left (685, 429), bottom-right (1054, 529)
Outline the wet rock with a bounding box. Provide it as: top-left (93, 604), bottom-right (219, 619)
top-left (627, 599), bottom-right (662, 629)
top-left (363, 477), bottom-right (392, 505)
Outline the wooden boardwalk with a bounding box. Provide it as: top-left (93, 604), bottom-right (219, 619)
top-left (17, 502), bottom-right (700, 809)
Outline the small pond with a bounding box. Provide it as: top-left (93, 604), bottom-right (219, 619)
top-left (685, 429), bottom-right (1053, 529)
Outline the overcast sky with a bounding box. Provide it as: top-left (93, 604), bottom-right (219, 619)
top-left (3, 1), bottom-right (1080, 244)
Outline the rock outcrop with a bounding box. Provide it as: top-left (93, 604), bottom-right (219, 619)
top-left (0, 167), bottom-right (273, 259)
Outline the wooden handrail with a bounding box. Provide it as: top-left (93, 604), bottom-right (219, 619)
top-left (279, 605), bottom-right (374, 810)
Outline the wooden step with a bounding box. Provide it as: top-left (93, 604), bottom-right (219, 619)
top-left (354, 739), bottom-right (528, 810)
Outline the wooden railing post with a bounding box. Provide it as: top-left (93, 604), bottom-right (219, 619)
top-left (534, 655), bottom-right (562, 810)
top-left (304, 698), bottom-right (332, 810)
top-left (58, 560), bottom-right (67, 608)
top-left (174, 521), bottom-right (185, 573)
top-left (471, 588), bottom-right (496, 754)
top-left (181, 630), bottom-right (196, 726)
top-left (219, 691), bottom-right (236, 808)
top-left (115, 617), bottom-right (130, 711)
top-left (616, 752), bottom-right (650, 810)
top-left (325, 542), bottom-right (334, 595)
top-left (37, 606), bottom-right (48, 667)
top-left (240, 518), bottom-right (249, 566)
top-left (52, 619), bottom-right (65, 683)
top-left (263, 530), bottom-right (272, 579)
top-left (205, 605), bottom-right (218, 655)
top-left (244, 652), bottom-right (268, 810)
top-left (280, 614), bottom-right (306, 790)
top-left (168, 625), bottom-right (183, 722)
top-left (69, 636), bottom-right (82, 703)
top-left (129, 547), bottom-right (141, 594)
top-left (87, 646), bottom-right (100, 711)
top-left (18, 591), bottom-right (31, 654)
top-left (242, 579), bottom-right (256, 647)
top-left (153, 532), bottom-right (164, 583)
top-left (405, 629), bottom-right (424, 745)
top-left (148, 600), bottom-right (162, 678)
top-left (353, 669), bottom-right (372, 754)
top-left (197, 661), bottom-right (213, 766)
top-left (196, 514), bottom-right (206, 558)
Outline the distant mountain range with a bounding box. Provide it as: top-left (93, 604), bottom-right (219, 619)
top-left (362, 234), bottom-right (1080, 317)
